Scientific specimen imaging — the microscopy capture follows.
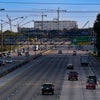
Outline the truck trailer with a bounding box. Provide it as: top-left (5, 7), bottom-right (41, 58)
top-left (80, 55), bottom-right (89, 66)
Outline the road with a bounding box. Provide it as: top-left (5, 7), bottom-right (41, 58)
top-left (0, 44), bottom-right (52, 75)
top-left (0, 45), bottom-right (100, 100)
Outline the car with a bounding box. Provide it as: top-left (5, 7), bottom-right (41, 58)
top-left (22, 48), bottom-right (25, 53)
top-left (87, 76), bottom-right (97, 84)
top-left (2, 52), bottom-right (6, 57)
top-left (0, 54), bottom-right (2, 57)
top-left (18, 51), bottom-right (22, 56)
top-left (58, 50), bottom-right (62, 54)
top-left (7, 52), bottom-right (11, 57)
top-left (67, 64), bottom-right (74, 69)
top-left (5, 57), bottom-right (13, 63)
top-left (73, 51), bottom-right (76, 56)
top-left (86, 79), bottom-right (96, 89)
top-left (68, 71), bottom-right (78, 80)
top-left (25, 51), bottom-right (30, 57)
top-left (41, 83), bottom-right (54, 95)
top-left (0, 58), bottom-right (5, 66)
top-left (86, 49), bottom-right (89, 51)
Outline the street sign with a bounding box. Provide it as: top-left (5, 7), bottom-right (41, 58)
top-left (72, 36), bottom-right (90, 45)
top-left (93, 47), bottom-right (100, 52)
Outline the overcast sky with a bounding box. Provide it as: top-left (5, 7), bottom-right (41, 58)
top-left (0, 0), bottom-right (100, 32)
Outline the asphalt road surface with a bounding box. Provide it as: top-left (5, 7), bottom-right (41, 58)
top-left (0, 45), bottom-right (100, 100)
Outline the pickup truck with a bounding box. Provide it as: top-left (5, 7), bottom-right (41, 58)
top-left (68, 71), bottom-right (78, 80)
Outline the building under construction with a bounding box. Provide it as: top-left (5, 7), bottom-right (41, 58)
top-left (34, 20), bottom-right (78, 30)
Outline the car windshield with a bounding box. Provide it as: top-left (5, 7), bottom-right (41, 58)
top-left (68, 64), bottom-right (73, 66)
top-left (43, 84), bottom-right (53, 88)
top-left (87, 80), bottom-right (95, 84)
top-left (69, 72), bottom-right (78, 75)
top-left (88, 76), bottom-right (97, 79)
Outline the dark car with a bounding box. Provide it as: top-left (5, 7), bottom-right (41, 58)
top-left (67, 64), bottom-right (74, 70)
top-left (58, 50), bottom-right (62, 54)
top-left (22, 48), bottom-right (25, 53)
top-left (0, 59), bottom-right (5, 66)
top-left (87, 76), bottom-right (97, 84)
top-left (73, 51), bottom-right (76, 56)
top-left (68, 71), bottom-right (78, 80)
top-left (86, 79), bottom-right (96, 89)
top-left (18, 51), bottom-right (22, 56)
top-left (2, 53), bottom-right (6, 57)
top-left (41, 83), bottom-right (54, 95)
top-left (86, 49), bottom-right (89, 51)
top-left (25, 51), bottom-right (30, 57)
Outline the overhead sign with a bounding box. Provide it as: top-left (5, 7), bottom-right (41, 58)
top-left (72, 36), bottom-right (90, 45)
top-left (93, 47), bottom-right (100, 52)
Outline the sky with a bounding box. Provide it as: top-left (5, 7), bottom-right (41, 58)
top-left (0, 0), bottom-right (100, 32)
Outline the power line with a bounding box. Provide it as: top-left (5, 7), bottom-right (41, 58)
top-left (48, 15), bottom-right (96, 17)
top-left (0, 1), bottom-right (100, 5)
top-left (1, 10), bottom-right (100, 13)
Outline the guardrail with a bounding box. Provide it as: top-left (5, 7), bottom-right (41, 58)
top-left (89, 54), bottom-right (100, 85)
top-left (0, 48), bottom-right (52, 78)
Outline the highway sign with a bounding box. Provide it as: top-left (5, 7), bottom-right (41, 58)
top-left (72, 36), bottom-right (90, 45)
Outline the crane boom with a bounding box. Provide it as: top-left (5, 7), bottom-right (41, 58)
top-left (82, 21), bottom-right (89, 28)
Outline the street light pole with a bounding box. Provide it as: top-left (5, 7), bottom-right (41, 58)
top-left (6, 15), bottom-right (12, 32)
top-left (6, 16), bottom-right (25, 52)
top-left (20, 20), bottom-right (34, 51)
top-left (0, 8), bottom-right (5, 54)
top-left (57, 8), bottom-right (60, 35)
top-left (1, 22), bottom-right (3, 54)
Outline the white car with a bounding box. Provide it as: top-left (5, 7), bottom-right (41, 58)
top-left (6, 58), bottom-right (13, 63)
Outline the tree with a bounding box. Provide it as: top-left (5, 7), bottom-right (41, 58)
top-left (93, 13), bottom-right (100, 57)
top-left (3, 30), bottom-right (17, 37)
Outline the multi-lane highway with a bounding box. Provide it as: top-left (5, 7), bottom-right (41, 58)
top-left (0, 45), bottom-right (100, 100)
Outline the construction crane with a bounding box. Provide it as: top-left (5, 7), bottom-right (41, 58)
top-left (82, 20), bottom-right (89, 28)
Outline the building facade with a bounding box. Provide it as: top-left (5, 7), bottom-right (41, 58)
top-left (34, 20), bottom-right (78, 30)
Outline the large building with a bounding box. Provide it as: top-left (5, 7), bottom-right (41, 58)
top-left (34, 20), bottom-right (78, 30)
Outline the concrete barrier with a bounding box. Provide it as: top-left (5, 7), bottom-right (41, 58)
top-left (0, 50), bottom-right (48, 78)
top-left (0, 46), bottom-right (55, 78)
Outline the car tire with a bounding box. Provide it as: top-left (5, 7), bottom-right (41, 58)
top-left (86, 87), bottom-right (88, 89)
top-left (52, 91), bottom-right (54, 95)
top-left (42, 92), bottom-right (44, 95)
top-left (68, 78), bottom-right (70, 80)
top-left (93, 87), bottom-right (96, 89)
